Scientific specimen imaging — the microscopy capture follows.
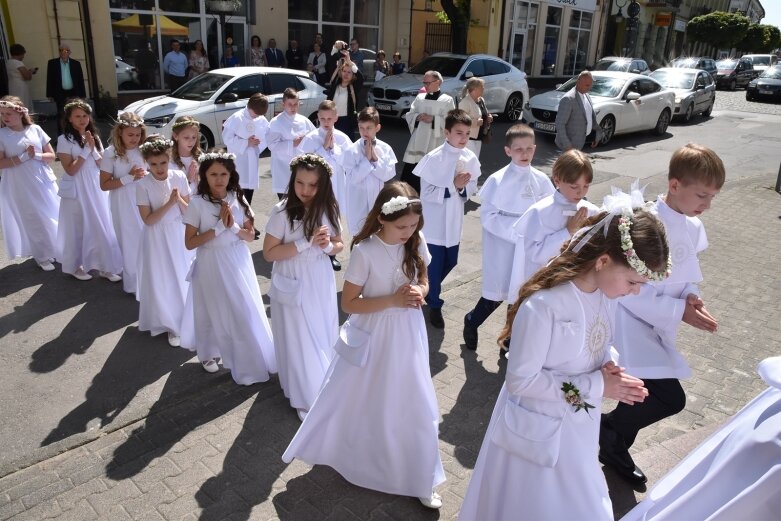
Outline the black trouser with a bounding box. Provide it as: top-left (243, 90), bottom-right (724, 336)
top-left (602, 378), bottom-right (686, 450)
top-left (466, 297), bottom-right (503, 328)
top-left (400, 162), bottom-right (421, 195)
top-left (54, 91), bottom-right (77, 134)
top-left (243, 189), bottom-right (254, 205)
top-left (166, 74), bottom-right (186, 92)
top-left (335, 116), bottom-right (356, 140)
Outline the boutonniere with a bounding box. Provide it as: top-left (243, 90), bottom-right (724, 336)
top-left (562, 382), bottom-right (595, 415)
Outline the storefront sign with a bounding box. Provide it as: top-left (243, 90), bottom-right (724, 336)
top-left (674, 19), bottom-right (687, 32)
top-left (542, 0), bottom-right (597, 13)
top-left (654, 12), bottom-right (672, 26)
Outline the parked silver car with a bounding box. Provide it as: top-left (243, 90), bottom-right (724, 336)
top-left (650, 67), bottom-right (716, 122)
top-left (367, 53), bottom-right (529, 121)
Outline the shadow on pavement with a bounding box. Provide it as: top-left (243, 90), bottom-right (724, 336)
top-left (605, 466), bottom-right (644, 519)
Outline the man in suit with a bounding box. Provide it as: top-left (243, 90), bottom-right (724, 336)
top-left (265, 39), bottom-right (285, 67)
top-left (554, 71), bottom-right (602, 150)
top-left (46, 43), bottom-right (86, 134)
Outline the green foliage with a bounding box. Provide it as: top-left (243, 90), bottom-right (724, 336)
top-left (738, 23), bottom-right (781, 52)
top-left (761, 25), bottom-right (781, 52)
top-left (435, 11), bottom-right (450, 23)
top-left (687, 11), bottom-right (750, 50)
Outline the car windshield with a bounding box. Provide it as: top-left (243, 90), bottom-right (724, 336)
top-left (594, 60), bottom-right (630, 72)
top-left (716, 60), bottom-right (737, 71)
top-left (555, 76), bottom-right (625, 98)
top-left (170, 73), bottom-right (232, 101)
top-left (749, 56), bottom-right (770, 66)
top-left (671, 59), bottom-right (697, 68)
top-left (650, 71), bottom-right (695, 89)
top-left (408, 56), bottom-right (466, 77)
top-left (760, 67), bottom-right (781, 79)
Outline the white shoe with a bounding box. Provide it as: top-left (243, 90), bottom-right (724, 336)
top-left (201, 359), bottom-right (219, 373)
top-left (37, 259), bottom-right (55, 272)
top-left (418, 492), bottom-right (442, 509)
top-left (297, 409), bottom-right (308, 422)
top-left (167, 333), bottom-right (181, 347)
top-left (100, 271), bottom-right (122, 282)
top-left (73, 268), bottom-right (92, 281)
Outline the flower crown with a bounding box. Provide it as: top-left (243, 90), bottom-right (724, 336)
top-left (64, 100), bottom-right (92, 114)
top-left (172, 118), bottom-right (200, 131)
top-left (289, 153), bottom-right (333, 177)
top-left (0, 100), bottom-right (29, 114)
top-left (116, 113), bottom-right (144, 128)
top-left (139, 138), bottom-right (173, 155)
top-left (617, 211), bottom-right (672, 282)
top-left (198, 151), bottom-right (236, 162)
top-left (381, 196), bottom-right (420, 215)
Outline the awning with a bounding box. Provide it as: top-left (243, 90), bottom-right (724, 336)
top-left (112, 14), bottom-right (189, 37)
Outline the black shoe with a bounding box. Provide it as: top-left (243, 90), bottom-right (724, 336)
top-left (429, 308), bottom-right (444, 329)
top-left (254, 228), bottom-right (261, 239)
top-left (463, 314), bottom-right (478, 350)
top-left (598, 447), bottom-right (647, 484)
top-left (330, 256), bottom-right (341, 271)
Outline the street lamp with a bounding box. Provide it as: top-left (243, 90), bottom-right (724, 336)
top-left (615, 0), bottom-right (628, 23)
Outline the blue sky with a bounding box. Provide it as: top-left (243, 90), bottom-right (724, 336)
top-left (762, 2), bottom-right (781, 30)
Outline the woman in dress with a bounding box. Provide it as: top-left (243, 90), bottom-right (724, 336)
top-left (6, 44), bottom-right (36, 108)
top-left (248, 35), bottom-right (265, 67)
top-left (307, 42), bottom-right (327, 85)
top-left (263, 154), bottom-right (342, 420)
top-left (188, 40), bottom-right (209, 79)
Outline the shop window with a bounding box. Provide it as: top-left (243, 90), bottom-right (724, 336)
top-left (563, 10), bottom-right (592, 76)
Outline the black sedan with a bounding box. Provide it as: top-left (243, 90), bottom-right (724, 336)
top-left (746, 66), bottom-right (781, 102)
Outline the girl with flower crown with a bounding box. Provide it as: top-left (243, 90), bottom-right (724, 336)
top-left (56, 98), bottom-right (123, 282)
top-left (458, 203), bottom-right (672, 521)
top-left (0, 95), bottom-right (60, 271)
top-left (262, 153), bottom-right (342, 420)
top-left (136, 136), bottom-right (192, 347)
top-left (170, 116), bottom-right (202, 196)
top-left (180, 151), bottom-right (276, 384)
top-left (100, 112), bottom-right (147, 294)
top-left (283, 181), bottom-right (446, 511)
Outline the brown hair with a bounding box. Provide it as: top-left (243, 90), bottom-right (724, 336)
top-left (197, 150), bottom-right (253, 225)
top-left (358, 106), bottom-right (380, 125)
top-left (0, 95), bottom-right (33, 127)
top-left (170, 116), bottom-right (202, 169)
top-left (140, 133), bottom-right (172, 160)
top-left (668, 143), bottom-right (725, 189)
top-left (282, 88), bottom-right (299, 101)
top-left (62, 98), bottom-right (102, 150)
top-left (498, 209), bottom-right (669, 346)
top-left (552, 149), bottom-right (593, 184)
top-left (445, 108), bottom-right (472, 131)
top-left (111, 112), bottom-right (147, 159)
top-left (318, 99), bottom-right (337, 112)
top-left (504, 123), bottom-right (535, 147)
top-left (352, 182), bottom-right (427, 285)
top-left (247, 93), bottom-right (269, 115)
top-left (284, 154), bottom-right (340, 241)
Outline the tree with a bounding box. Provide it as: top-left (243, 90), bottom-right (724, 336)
top-left (738, 23), bottom-right (768, 51)
top-left (687, 11), bottom-right (750, 50)
top-left (439, 0), bottom-right (470, 54)
top-left (761, 24), bottom-right (781, 52)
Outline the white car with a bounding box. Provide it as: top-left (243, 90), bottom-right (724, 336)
top-left (122, 67), bottom-right (326, 150)
top-left (742, 54), bottom-right (779, 74)
top-left (115, 57), bottom-right (138, 89)
top-left (367, 53), bottom-right (529, 121)
top-left (649, 68), bottom-right (716, 122)
top-left (522, 71), bottom-right (675, 145)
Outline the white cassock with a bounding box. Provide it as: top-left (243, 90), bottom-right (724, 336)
top-left (267, 112), bottom-right (316, 194)
top-left (478, 163), bottom-right (554, 302)
top-left (402, 93), bottom-right (455, 164)
top-left (299, 127), bottom-right (352, 214)
top-left (222, 108), bottom-right (269, 191)
top-left (614, 196), bottom-right (708, 379)
top-left (507, 190), bottom-right (599, 304)
top-left (413, 142), bottom-right (479, 247)
top-left (342, 137), bottom-right (397, 234)
top-left (622, 356), bottom-right (781, 521)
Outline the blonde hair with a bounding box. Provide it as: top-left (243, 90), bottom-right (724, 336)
top-left (461, 77), bottom-right (485, 98)
top-left (0, 96), bottom-right (33, 127)
top-left (170, 116), bottom-right (202, 169)
top-left (111, 113), bottom-right (147, 159)
top-left (668, 143), bottom-right (725, 189)
top-left (552, 149), bottom-right (593, 184)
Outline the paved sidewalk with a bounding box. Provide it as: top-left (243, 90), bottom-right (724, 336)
top-left (1, 173), bottom-right (779, 520)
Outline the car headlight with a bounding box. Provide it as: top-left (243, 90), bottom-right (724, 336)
top-left (144, 114), bottom-right (174, 126)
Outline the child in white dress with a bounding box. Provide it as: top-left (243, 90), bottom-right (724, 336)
top-left (181, 151), bottom-right (276, 384)
top-left (136, 136), bottom-right (192, 347)
top-left (170, 116), bottom-right (202, 196)
top-left (459, 201), bottom-right (672, 521)
top-left (263, 153), bottom-right (342, 420)
top-left (283, 182), bottom-right (446, 510)
top-left (100, 112), bottom-right (147, 294)
top-left (0, 96), bottom-right (60, 271)
top-left (56, 99), bottom-right (123, 282)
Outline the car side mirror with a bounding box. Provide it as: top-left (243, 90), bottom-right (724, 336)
top-left (217, 92), bottom-right (239, 104)
top-left (630, 68), bottom-right (640, 74)
top-left (464, 71), bottom-right (474, 80)
top-left (626, 92), bottom-right (641, 102)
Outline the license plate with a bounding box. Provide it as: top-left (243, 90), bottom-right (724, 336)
top-left (535, 121), bottom-right (556, 133)
top-left (759, 89), bottom-right (773, 95)
top-left (375, 103), bottom-right (392, 111)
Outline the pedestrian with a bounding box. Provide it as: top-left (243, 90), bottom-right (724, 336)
top-left (188, 40), bottom-right (209, 79)
top-left (373, 50), bottom-right (390, 80)
top-left (458, 202), bottom-right (670, 521)
top-left (136, 136), bottom-right (192, 348)
top-left (181, 151), bottom-right (277, 383)
top-left (599, 144), bottom-right (723, 486)
top-left (348, 38), bottom-right (365, 70)
top-left (458, 77), bottom-right (493, 159)
top-left (285, 40), bottom-right (305, 70)
top-left (342, 106), bottom-right (397, 235)
top-left (248, 35), bottom-right (266, 66)
top-left (266, 88), bottom-right (315, 199)
top-left (412, 109), bottom-right (479, 329)
top-left (306, 42), bottom-right (327, 85)
top-left (0, 96), bottom-right (60, 271)
top-left (6, 44), bottom-right (37, 109)
top-left (554, 70), bottom-right (602, 151)
top-left (326, 59), bottom-right (362, 138)
top-left (390, 52), bottom-right (405, 75)
top-left (263, 153), bottom-right (342, 420)
top-left (56, 98), bottom-right (122, 282)
top-left (265, 39), bottom-right (285, 67)
top-left (462, 124), bottom-right (554, 354)
top-left (308, 33), bottom-right (324, 55)
top-left (220, 46), bottom-right (239, 68)
top-left (299, 100), bottom-right (352, 271)
top-left (170, 116), bottom-right (202, 196)
top-left (162, 40), bottom-right (188, 91)
top-left (135, 44), bottom-right (158, 89)
top-left (283, 181), bottom-right (446, 511)
top-left (326, 40), bottom-right (348, 81)
top-left (399, 71), bottom-right (455, 194)
top-left (99, 112), bottom-right (147, 295)
top-left (46, 43), bottom-right (86, 134)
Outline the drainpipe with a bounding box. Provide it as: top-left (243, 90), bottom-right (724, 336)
top-left (497, 0), bottom-right (508, 58)
top-left (79, 0), bottom-right (101, 110)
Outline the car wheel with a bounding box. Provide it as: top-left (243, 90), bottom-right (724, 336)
top-left (652, 109), bottom-right (671, 136)
top-left (502, 93), bottom-right (524, 122)
top-left (599, 115), bottom-right (615, 145)
top-left (199, 126), bottom-right (214, 151)
top-left (683, 103), bottom-right (694, 123)
top-left (729, 79), bottom-right (737, 91)
top-left (703, 100), bottom-right (714, 117)
top-left (746, 91), bottom-right (754, 101)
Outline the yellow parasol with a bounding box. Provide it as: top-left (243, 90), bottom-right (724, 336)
top-left (112, 14), bottom-right (189, 37)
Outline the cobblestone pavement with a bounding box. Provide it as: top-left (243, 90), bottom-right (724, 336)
top-left (1, 169), bottom-right (779, 520)
top-left (714, 87), bottom-right (781, 116)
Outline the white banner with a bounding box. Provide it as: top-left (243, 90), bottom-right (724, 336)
top-left (542, 0), bottom-right (597, 12)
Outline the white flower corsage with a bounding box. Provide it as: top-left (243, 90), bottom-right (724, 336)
top-left (381, 196), bottom-right (419, 215)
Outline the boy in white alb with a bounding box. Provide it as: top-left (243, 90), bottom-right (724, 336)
top-left (222, 93), bottom-right (269, 206)
top-left (413, 109), bottom-right (480, 328)
top-left (462, 124), bottom-right (553, 353)
top-left (267, 88), bottom-right (316, 199)
top-left (599, 144), bottom-right (723, 486)
top-left (342, 106), bottom-right (397, 235)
